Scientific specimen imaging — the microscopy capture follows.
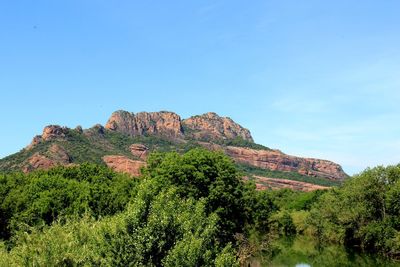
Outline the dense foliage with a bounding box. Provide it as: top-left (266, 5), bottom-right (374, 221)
top-left (0, 149), bottom-right (275, 266)
top-left (0, 164), bottom-right (137, 240)
top-left (253, 165), bottom-right (400, 262)
top-left (1, 148), bottom-right (399, 265)
top-left (307, 165), bottom-right (400, 257)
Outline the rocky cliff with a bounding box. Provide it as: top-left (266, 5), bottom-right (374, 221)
top-left (182, 112), bottom-right (253, 142)
top-left (102, 155), bottom-right (146, 177)
top-left (198, 142), bottom-right (346, 180)
top-left (105, 110), bottom-right (183, 138)
top-left (105, 110), bottom-right (253, 142)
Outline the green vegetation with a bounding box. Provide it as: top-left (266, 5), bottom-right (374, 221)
top-left (0, 127), bottom-right (202, 172)
top-left (247, 164), bottom-right (400, 264)
top-left (263, 236), bottom-right (399, 267)
top-left (307, 165), bottom-right (400, 257)
top-left (1, 148), bottom-right (399, 265)
top-left (0, 149), bottom-right (273, 266)
top-left (238, 163), bottom-right (341, 187)
top-left (0, 164), bottom-right (137, 240)
top-left (215, 137), bottom-right (271, 150)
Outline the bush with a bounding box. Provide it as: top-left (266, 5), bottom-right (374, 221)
top-left (0, 178), bottom-right (239, 266)
top-left (0, 149), bottom-right (281, 265)
top-left (307, 164), bottom-right (400, 255)
top-left (143, 148), bottom-right (247, 243)
top-left (0, 164), bottom-right (137, 240)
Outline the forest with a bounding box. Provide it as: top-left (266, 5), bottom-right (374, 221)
top-left (0, 148), bottom-right (399, 266)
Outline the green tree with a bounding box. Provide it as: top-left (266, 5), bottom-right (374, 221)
top-left (143, 148), bottom-right (246, 242)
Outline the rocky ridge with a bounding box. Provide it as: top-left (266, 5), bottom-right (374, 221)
top-left (105, 110), bottom-right (183, 139)
top-left (225, 145), bottom-right (344, 180)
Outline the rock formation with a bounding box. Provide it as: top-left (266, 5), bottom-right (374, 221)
top-left (23, 144), bottom-right (72, 172)
top-left (48, 144), bottom-right (71, 163)
top-left (102, 155), bottom-right (146, 177)
top-left (105, 110), bottom-right (183, 138)
top-left (130, 144), bottom-right (149, 160)
top-left (26, 125), bottom-right (69, 150)
top-left (3, 109), bottom-right (348, 185)
top-left (198, 142), bottom-right (346, 181)
top-left (182, 112), bottom-right (253, 142)
top-left (23, 154), bottom-right (56, 172)
top-left (42, 125), bottom-right (69, 141)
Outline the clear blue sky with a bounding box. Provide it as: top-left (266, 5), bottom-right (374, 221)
top-left (1, 0), bottom-right (399, 175)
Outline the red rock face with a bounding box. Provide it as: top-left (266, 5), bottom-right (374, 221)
top-left (199, 143), bottom-right (346, 181)
top-left (182, 112), bottom-right (254, 142)
top-left (23, 144), bottom-right (72, 172)
top-left (42, 125), bottom-right (68, 141)
top-left (48, 144), bottom-right (71, 163)
top-left (23, 154), bottom-right (56, 172)
top-left (26, 125), bottom-right (69, 150)
top-left (102, 155), bottom-right (146, 177)
top-left (105, 110), bottom-right (183, 138)
top-left (130, 144), bottom-right (149, 160)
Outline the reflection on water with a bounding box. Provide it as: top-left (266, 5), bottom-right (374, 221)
top-left (249, 236), bottom-right (399, 267)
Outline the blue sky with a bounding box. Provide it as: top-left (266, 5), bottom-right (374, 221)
top-left (1, 0), bottom-right (399, 175)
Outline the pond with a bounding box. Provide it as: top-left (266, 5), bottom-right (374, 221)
top-left (247, 236), bottom-right (399, 267)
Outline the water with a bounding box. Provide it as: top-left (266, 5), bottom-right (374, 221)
top-left (249, 236), bottom-right (399, 267)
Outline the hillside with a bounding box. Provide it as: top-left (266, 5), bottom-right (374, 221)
top-left (0, 110), bottom-right (347, 188)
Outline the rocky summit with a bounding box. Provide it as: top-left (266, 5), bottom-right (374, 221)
top-left (0, 110), bottom-right (347, 190)
top-left (105, 110), bottom-right (184, 138)
top-left (182, 112), bottom-right (254, 142)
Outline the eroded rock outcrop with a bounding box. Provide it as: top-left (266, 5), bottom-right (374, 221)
top-left (130, 144), bottom-right (149, 160)
top-left (102, 155), bottom-right (146, 177)
top-left (26, 125), bottom-right (69, 150)
top-left (48, 144), bottom-right (71, 163)
top-left (199, 142), bottom-right (346, 181)
top-left (182, 112), bottom-right (253, 142)
top-left (42, 125), bottom-right (69, 141)
top-left (23, 154), bottom-right (56, 172)
top-left (23, 144), bottom-right (71, 172)
top-left (105, 110), bottom-right (183, 138)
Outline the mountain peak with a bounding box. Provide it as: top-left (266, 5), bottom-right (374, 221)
top-left (182, 112), bottom-right (253, 142)
top-left (104, 110), bottom-right (253, 142)
top-left (105, 110), bottom-right (183, 138)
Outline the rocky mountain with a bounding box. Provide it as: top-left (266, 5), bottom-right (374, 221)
top-left (182, 112), bottom-right (254, 142)
top-left (0, 110), bottom-right (347, 190)
top-left (105, 110), bottom-right (183, 139)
